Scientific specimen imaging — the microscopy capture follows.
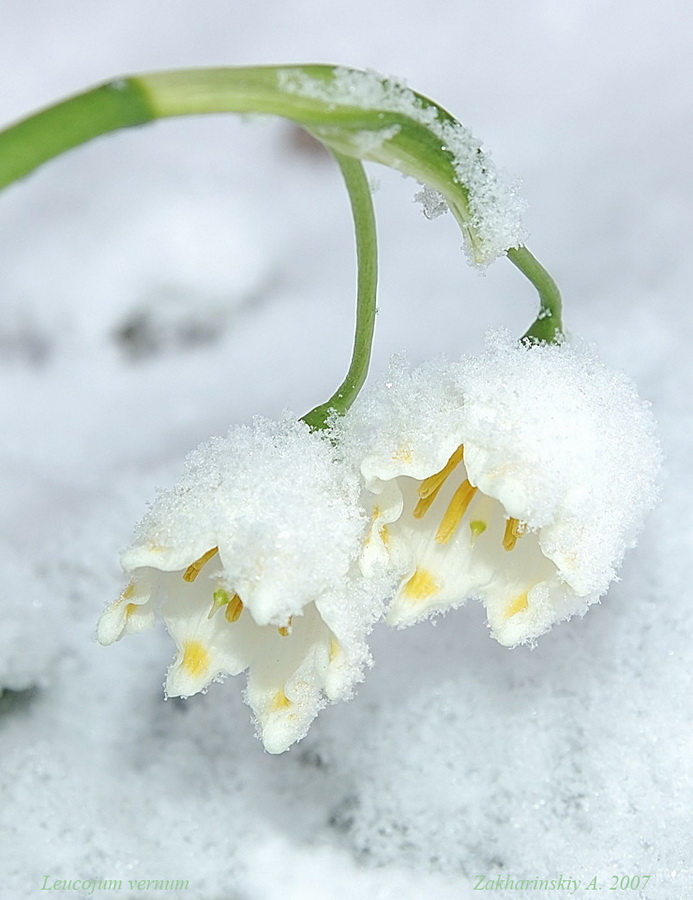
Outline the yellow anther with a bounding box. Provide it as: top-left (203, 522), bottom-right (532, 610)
top-left (224, 593), bottom-right (244, 623)
top-left (435, 479), bottom-right (477, 544)
top-left (413, 491), bottom-right (439, 520)
top-left (417, 444), bottom-right (464, 499)
top-left (379, 524), bottom-right (391, 547)
top-left (122, 581), bottom-right (136, 600)
top-left (502, 518), bottom-right (525, 552)
top-left (504, 591), bottom-right (529, 618)
top-left (181, 640), bottom-right (209, 679)
top-left (125, 602), bottom-right (138, 618)
top-left (469, 519), bottom-right (487, 546)
top-left (183, 547), bottom-right (219, 582)
top-left (277, 616), bottom-right (294, 637)
top-left (403, 567), bottom-right (440, 602)
top-left (270, 689), bottom-right (292, 711)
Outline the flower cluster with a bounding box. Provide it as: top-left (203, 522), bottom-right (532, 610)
top-left (98, 334), bottom-right (660, 752)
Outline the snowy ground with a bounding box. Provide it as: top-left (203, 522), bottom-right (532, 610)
top-left (1, 2), bottom-right (692, 898)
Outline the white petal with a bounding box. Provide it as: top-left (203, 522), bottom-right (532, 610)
top-left (245, 603), bottom-right (332, 754)
top-left (96, 575), bottom-right (157, 645)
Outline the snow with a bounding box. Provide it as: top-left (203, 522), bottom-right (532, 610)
top-left (1, 2), bottom-right (692, 898)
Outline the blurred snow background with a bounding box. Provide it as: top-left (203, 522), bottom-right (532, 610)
top-left (0, 1), bottom-right (691, 898)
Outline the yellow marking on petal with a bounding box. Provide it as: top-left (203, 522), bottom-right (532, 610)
top-left (122, 581), bottom-right (136, 600)
top-left (435, 479), bottom-right (477, 544)
top-left (365, 506), bottom-right (382, 547)
top-left (504, 591), bottom-right (529, 618)
top-left (183, 547), bottom-right (219, 582)
top-left (392, 446), bottom-right (413, 463)
top-left (502, 518), bottom-right (525, 552)
top-left (125, 603), bottom-right (138, 618)
top-left (379, 524), bottom-right (391, 547)
top-left (329, 637), bottom-right (341, 662)
top-left (270, 689), bottom-right (292, 711)
top-left (278, 616), bottom-right (294, 637)
top-left (418, 444), bottom-right (464, 499)
top-left (469, 519), bottom-right (487, 546)
top-left (181, 641), bottom-right (209, 679)
top-left (403, 567), bottom-right (440, 602)
top-left (224, 593), bottom-right (244, 623)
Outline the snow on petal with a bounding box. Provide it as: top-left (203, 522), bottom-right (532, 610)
top-left (97, 416), bottom-right (388, 753)
top-left (338, 332), bottom-right (661, 646)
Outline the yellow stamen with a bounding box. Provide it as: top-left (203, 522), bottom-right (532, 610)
top-left (502, 518), bottom-right (525, 552)
top-left (504, 591), bottom-right (529, 618)
top-left (224, 593), bottom-right (244, 623)
top-left (183, 547), bottom-right (219, 582)
top-left (469, 519), bottom-right (487, 546)
top-left (181, 641), bottom-right (209, 679)
top-left (403, 567), bottom-right (440, 602)
top-left (418, 445), bottom-right (464, 499)
top-left (270, 689), bottom-right (292, 711)
top-left (435, 479), bottom-right (477, 544)
top-left (278, 616), bottom-right (294, 637)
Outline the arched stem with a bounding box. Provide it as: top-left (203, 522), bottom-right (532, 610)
top-left (302, 152), bottom-right (378, 428)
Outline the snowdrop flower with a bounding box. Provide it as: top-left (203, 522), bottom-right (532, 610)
top-left (339, 332), bottom-right (661, 646)
top-left (98, 417), bottom-right (385, 753)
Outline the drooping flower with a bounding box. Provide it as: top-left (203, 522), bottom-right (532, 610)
top-left (97, 417), bottom-right (386, 753)
top-left (338, 332), bottom-right (661, 647)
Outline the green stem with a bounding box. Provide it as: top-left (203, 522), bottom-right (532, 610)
top-left (0, 80), bottom-right (154, 190)
top-left (507, 245), bottom-right (564, 343)
top-left (302, 153), bottom-right (378, 429)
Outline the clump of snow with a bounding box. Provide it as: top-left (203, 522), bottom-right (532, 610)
top-left (414, 184), bottom-right (449, 220)
top-left (278, 66), bottom-right (527, 264)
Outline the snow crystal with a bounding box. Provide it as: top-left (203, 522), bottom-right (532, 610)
top-left (414, 184), bottom-right (449, 220)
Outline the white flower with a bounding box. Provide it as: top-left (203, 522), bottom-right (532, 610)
top-left (339, 332), bottom-right (661, 646)
top-left (97, 417), bottom-right (385, 753)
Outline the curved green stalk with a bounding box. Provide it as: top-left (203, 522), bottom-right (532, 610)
top-left (302, 153), bottom-right (378, 429)
top-left (0, 64), bottom-right (565, 413)
top-left (507, 246), bottom-right (564, 343)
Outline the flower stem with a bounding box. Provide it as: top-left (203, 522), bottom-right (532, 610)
top-left (302, 153), bottom-right (378, 429)
top-left (507, 245), bottom-right (564, 344)
top-left (0, 64), bottom-right (565, 375)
